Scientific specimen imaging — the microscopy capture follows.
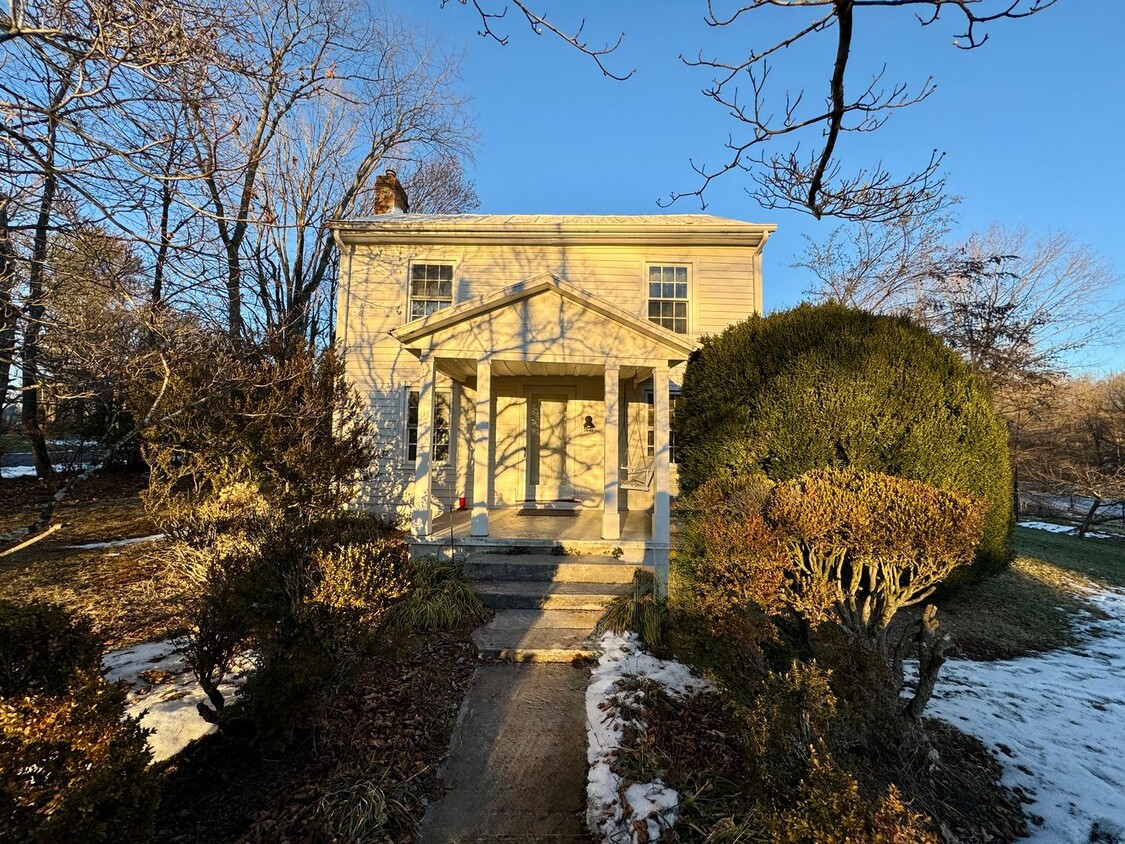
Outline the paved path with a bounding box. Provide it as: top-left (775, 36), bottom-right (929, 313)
top-left (418, 663), bottom-right (592, 843)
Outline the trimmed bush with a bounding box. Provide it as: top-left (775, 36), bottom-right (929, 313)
top-left (766, 468), bottom-right (986, 635)
top-left (311, 538), bottom-right (412, 623)
top-left (0, 604), bottom-right (158, 843)
top-left (677, 302), bottom-right (1013, 576)
top-left (0, 600), bottom-right (101, 696)
top-left (678, 468), bottom-right (984, 722)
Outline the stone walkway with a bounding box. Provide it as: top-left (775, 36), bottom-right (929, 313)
top-left (418, 663), bottom-right (593, 843)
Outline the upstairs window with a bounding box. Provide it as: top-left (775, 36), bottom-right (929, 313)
top-left (406, 389), bottom-right (452, 463)
top-left (647, 265), bottom-right (689, 334)
top-left (409, 263), bottom-right (453, 319)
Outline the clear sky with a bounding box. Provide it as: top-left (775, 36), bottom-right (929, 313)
top-left (382, 1), bottom-right (1124, 371)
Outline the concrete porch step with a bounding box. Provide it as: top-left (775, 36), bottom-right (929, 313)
top-left (465, 552), bottom-right (648, 584)
top-left (471, 609), bottom-right (603, 663)
top-left (475, 581), bottom-right (629, 611)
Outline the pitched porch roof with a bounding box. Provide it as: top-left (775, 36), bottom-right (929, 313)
top-left (390, 274), bottom-right (698, 380)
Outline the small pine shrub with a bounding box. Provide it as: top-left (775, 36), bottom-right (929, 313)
top-left (384, 557), bottom-right (489, 633)
top-left (677, 302), bottom-right (1013, 578)
top-left (596, 569), bottom-right (667, 647)
top-left (0, 606), bottom-right (158, 844)
top-left (0, 600), bottom-right (101, 696)
top-left (229, 537), bottom-right (412, 748)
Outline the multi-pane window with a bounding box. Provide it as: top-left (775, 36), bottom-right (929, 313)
top-left (409, 263), bottom-right (454, 319)
top-left (647, 265), bottom-right (689, 334)
top-left (646, 392), bottom-right (679, 465)
top-left (406, 389), bottom-right (451, 463)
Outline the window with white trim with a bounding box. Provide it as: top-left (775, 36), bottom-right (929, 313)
top-left (646, 391), bottom-right (679, 464)
top-left (408, 263), bottom-right (454, 319)
top-left (406, 389), bottom-right (452, 463)
top-left (647, 265), bottom-right (689, 334)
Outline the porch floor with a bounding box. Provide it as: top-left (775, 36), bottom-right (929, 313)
top-left (429, 507), bottom-right (652, 543)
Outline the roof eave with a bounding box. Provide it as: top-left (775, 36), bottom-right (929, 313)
top-left (329, 220), bottom-right (776, 249)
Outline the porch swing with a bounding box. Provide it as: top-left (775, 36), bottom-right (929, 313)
top-left (619, 460), bottom-right (654, 492)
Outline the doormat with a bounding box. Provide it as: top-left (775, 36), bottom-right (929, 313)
top-left (516, 509), bottom-right (578, 517)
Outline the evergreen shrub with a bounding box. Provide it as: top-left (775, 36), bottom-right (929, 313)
top-left (0, 600), bottom-right (101, 696)
top-left (677, 302), bottom-right (1013, 578)
top-left (0, 603), bottom-right (158, 843)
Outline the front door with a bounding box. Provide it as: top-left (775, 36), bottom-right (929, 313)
top-left (526, 393), bottom-right (573, 501)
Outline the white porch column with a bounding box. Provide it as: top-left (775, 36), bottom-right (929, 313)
top-left (652, 364), bottom-right (672, 595)
top-left (602, 362), bottom-right (621, 540)
top-left (412, 354), bottom-right (436, 537)
top-left (471, 359), bottom-right (492, 537)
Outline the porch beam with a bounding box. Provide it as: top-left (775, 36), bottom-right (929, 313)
top-left (471, 359), bottom-right (492, 536)
top-left (602, 362), bottom-right (621, 540)
top-left (652, 364), bottom-right (672, 595)
top-left (412, 355), bottom-right (436, 537)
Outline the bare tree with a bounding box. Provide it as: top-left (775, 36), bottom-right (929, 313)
top-left (183, 0), bottom-right (471, 343)
top-left (1, 0), bottom-right (224, 475)
top-left (1023, 375), bottom-right (1125, 538)
top-left (400, 155), bottom-right (480, 215)
top-left (448, 0), bottom-right (1056, 221)
top-left (799, 201), bottom-right (956, 313)
top-left (921, 227), bottom-right (1119, 392)
top-left (802, 222), bottom-right (1119, 397)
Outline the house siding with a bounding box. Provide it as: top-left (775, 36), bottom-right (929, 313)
top-left (337, 227), bottom-right (767, 522)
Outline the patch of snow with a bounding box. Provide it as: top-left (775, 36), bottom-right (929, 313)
top-left (0, 463), bottom-right (89, 479)
top-left (1018, 520), bottom-right (1117, 540)
top-left (102, 638), bottom-right (252, 763)
top-left (925, 587), bottom-right (1125, 843)
top-left (586, 632), bottom-right (712, 843)
top-left (66, 533), bottom-right (166, 550)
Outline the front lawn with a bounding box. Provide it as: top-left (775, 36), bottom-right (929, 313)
top-left (932, 526), bottom-right (1125, 660)
top-left (1012, 525), bottom-right (1125, 587)
top-left (0, 471), bottom-right (179, 649)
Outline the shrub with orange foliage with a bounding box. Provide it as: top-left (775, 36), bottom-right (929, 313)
top-left (680, 467), bottom-right (985, 721)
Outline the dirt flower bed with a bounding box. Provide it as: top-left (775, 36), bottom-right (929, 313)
top-left (612, 679), bottom-right (1026, 843)
top-left (152, 632), bottom-right (478, 844)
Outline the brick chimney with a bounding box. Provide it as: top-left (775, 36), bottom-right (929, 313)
top-left (374, 168), bottom-right (409, 215)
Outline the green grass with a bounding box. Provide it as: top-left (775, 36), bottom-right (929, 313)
top-left (1011, 526), bottom-right (1125, 587)
top-left (930, 526), bottom-right (1124, 660)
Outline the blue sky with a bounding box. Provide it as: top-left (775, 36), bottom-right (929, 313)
top-left (384, 1), bottom-right (1124, 371)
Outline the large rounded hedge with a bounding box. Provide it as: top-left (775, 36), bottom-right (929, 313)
top-left (677, 303), bottom-right (1013, 575)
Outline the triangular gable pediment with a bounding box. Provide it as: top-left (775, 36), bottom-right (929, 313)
top-left (390, 274), bottom-right (698, 365)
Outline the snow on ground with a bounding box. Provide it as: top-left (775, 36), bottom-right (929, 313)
top-left (0, 463), bottom-right (88, 479)
top-left (66, 533), bottom-right (166, 550)
top-left (1018, 520), bottom-right (1118, 541)
top-left (926, 586), bottom-right (1125, 843)
top-left (586, 632), bottom-right (712, 843)
top-left (102, 639), bottom-right (252, 763)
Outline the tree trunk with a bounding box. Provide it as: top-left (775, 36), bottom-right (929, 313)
top-left (0, 197), bottom-right (19, 426)
top-left (21, 108), bottom-right (61, 479)
top-left (903, 605), bottom-right (950, 721)
top-left (1076, 496), bottom-right (1102, 540)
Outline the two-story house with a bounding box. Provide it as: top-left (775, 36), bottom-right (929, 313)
top-left (331, 171), bottom-right (774, 588)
